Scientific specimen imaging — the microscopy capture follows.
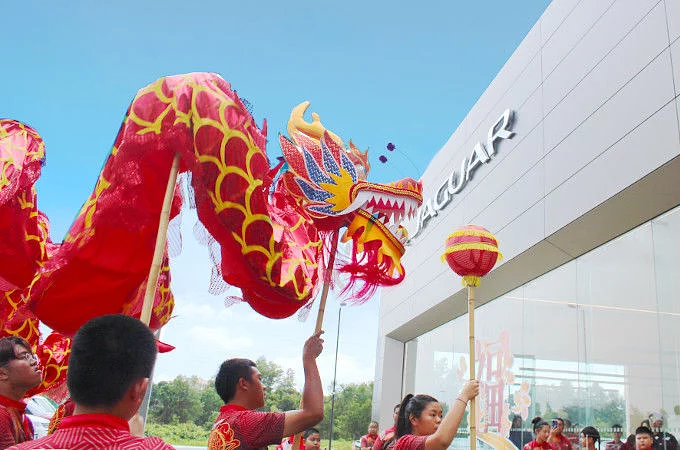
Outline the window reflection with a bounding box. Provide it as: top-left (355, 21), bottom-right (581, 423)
top-left (405, 206), bottom-right (680, 449)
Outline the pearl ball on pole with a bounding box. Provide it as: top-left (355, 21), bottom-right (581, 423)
top-left (441, 225), bottom-right (502, 450)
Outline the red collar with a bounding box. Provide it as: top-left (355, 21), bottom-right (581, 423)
top-left (0, 394), bottom-right (26, 412)
top-left (220, 404), bottom-right (249, 413)
top-left (59, 414), bottom-right (130, 432)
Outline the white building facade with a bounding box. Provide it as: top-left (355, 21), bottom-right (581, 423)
top-left (373, 0), bottom-right (680, 445)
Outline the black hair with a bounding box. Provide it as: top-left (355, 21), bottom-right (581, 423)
top-left (393, 403), bottom-right (401, 413)
top-left (395, 393), bottom-right (438, 438)
top-left (636, 426), bottom-right (653, 438)
top-left (512, 415), bottom-right (523, 428)
top-left (304, 428), bottom-right (320, 439)
top-left (215, 358), bottom-right (257, 403)
top-left (532, 417), bottom-right (550, 434)
top-left (612, 424), bottom-right (622, 431)
top-left (581, 426), bottom-right (601, 449)
top-left (0, 337), bottom-right (32, 367)
top-left (67, 314), bottom-right (157, 407)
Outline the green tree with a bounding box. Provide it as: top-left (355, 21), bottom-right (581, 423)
top-left (257, 357), bottom-right (285, 393)
top-left (317, 382), bottom-right (373, 441)
top-left (544, 403), bottom-right (555, 421)
top-left (534, 403), bottom-right (542, 419)
top-left (196, 381), bottom-right (223, 428)
top-left (149, 376), bottom-right (202, 424)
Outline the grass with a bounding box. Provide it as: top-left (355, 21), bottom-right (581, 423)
top-left (325, 439), bottom-right (354, 450)
top-left (146, 424), bottom-right (356, 450)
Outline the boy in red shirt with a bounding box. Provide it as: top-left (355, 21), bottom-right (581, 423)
top-left (549, 418), bottom-right (572, 450)
top-left (0, 337), bottom-right (42, 449)
top-left (9, 314), bottom-right (173, 450)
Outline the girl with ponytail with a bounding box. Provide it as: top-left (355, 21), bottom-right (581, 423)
top-left (524, 417), bottom-right (557, 450)
top-left (393, 380), bottom-right (479, 450)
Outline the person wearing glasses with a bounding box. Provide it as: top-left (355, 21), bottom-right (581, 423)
top-left (0, 337), bottom-right (42, 449)
top-left (8, 314), bottom-right (173, 449)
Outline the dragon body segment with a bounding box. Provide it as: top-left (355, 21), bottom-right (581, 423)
top-left (26, 72), bottom-right (422, 327)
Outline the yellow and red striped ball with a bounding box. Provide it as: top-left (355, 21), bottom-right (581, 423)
top-left (441, 225), bottom-right (502, 287)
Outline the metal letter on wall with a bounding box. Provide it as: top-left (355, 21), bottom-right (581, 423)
top-left (407, 109), bottom-right (516, 243)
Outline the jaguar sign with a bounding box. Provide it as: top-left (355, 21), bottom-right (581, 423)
top-left (408, 109), bottom-right (516, 242)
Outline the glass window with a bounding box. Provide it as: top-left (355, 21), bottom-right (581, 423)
top-left (404, 205), bottom-right (680, 449)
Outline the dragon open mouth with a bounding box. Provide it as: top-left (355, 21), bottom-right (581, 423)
top-left (341, 177), bottom-right (423, 281)
top-left (347, 178), bottom-right (422, 246)
top-left (351, 188), bottom-right (421, 247)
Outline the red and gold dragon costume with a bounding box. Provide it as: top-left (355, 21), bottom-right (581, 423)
top-left (1, 72), bottom-right (422, 395)
top-left (29, 72), bottom-right (422, 323)
top-left (1, 120), bottom-right (73, 399)
top-left (0, 119), bottom-right (173, 398)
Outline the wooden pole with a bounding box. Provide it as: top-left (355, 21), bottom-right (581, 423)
top-left (468, 285), bottom-right (476, 450)
top-left (133, 153), bottom-right (180, 436)
top-left (314, 231), bottom-right (339, 333)
top-left (293, 231), bottom-right (339, 449)
top-left (140, 152), bottom-right (181, 326)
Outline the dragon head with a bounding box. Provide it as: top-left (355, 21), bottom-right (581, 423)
top-left (277, 102), bottom-right (423, 288)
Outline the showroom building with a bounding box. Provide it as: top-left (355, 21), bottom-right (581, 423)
top-left (373, 0), bottom-right (680, 446)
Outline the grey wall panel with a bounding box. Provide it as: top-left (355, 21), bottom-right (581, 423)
top-left (545, 98), bottom-right (680, 236)
top-left (543, 2), bottom-right (670, 157)
top-left (495, 200), bottom-right (546, 264)
top-left (672, 39), bottom-right (680, 96)
top-left (541, 0), bottom-right (616, 77)
top-left (466, 161), bottom-right (545, 235)
top-left (542, 0), bottom-right (661, 114)
top-left (461, 107), bottom-right (544, 228)
top-left (667, 0), bottom-right (680, 43)
top-left (544, 25), bottom-right (675, 196)
top-left (540, 0), bottom-right (583, 47)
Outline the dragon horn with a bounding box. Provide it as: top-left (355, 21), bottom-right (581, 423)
top-left (288, 101), bottom-right (344, 148)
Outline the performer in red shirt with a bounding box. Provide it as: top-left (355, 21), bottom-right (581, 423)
top-left (8, 314), bottom-right (173, 449)
top-left (580, 426), bottom-right (600, 450)
top-left (637, 426), bottom-right (655, 450)
top-left (392, 380), bottom-right (479, 450)
top-left (373, 404), bottom-right (400, 450)
top-left (303, 428), bottom-right (321, 450)
top-left (0, 337), bottom-right (42, 449)
top-left (523, 418), bottom-right (557, 450)
top-left (605, 424), bottom-right (625, 450)
top-left (276, 428), bottom-right (322, 450)
top-left (361, 422), bottom-right (379, 450)
top-left (209, 331), bottom-right (325, 450)
top-left (549, 418), bottom-right (572, 450)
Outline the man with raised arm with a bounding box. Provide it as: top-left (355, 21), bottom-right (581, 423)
top-left (9, 314), bottom-right (173, 449)
top-left (208, 331), bottom-right (325, 450)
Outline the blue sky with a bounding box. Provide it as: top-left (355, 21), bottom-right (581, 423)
top-left (2, 1), bottom-right (550, 387)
